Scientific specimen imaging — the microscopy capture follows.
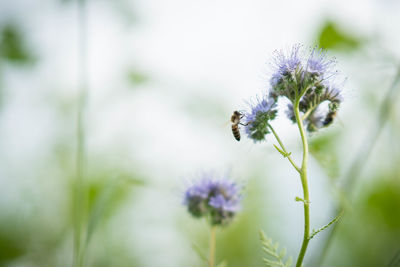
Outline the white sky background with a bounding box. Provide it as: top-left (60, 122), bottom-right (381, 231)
top-left (0, 0), bottom-right (400, 266)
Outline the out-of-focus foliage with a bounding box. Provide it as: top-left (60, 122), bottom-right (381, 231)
top-left (326, 170), bottom-right (400, 267)
top-left (317, 21), bottom-right (363, 51)
top-left (0, 22), bottom-right (35, 109)
top-left (0, 163), bottom-right (144, 267)
top-left (0, 23), bottom-right (34, 64)
top-left (0, 218), bottom-right (27, 264)
top-left (366, 176), bottom-right (400, 231)
top-left (1, 0), bottom-right (400, 266)
top-left (309, 131), bottom-right (340, 179)
top-left (127, 70), bottom-right (149, 85)
top-left (79, 170), bottom-right (144, 245)
top-left (216, 176), bottom-right (270, 267)
top-left (0, 214), bottom-right (67, 267)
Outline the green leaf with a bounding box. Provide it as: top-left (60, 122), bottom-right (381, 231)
top-left (259, 230), bottom-right (292, 267)
top-left (285, 257), bottom-right (293, 267)
top-left (316, 21), bottom-right (363, 51)
top-left (0, 231), bottom-right (26, 263)
top-left (310, 211), bottom-right (343, 240)
top-left (273, 144), bottom-right (291, 158)
top-left (295, 196), bottom-right (303, 202)
top-left (0, 23), bottom-right (34, 64)
top-left (279, 248), bottom-right (287, 259)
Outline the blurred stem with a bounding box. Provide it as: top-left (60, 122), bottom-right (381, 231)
top-left (74, 0), bottom-right (88, 266)
top-left (209, 226), bottom-right (217, 267)
top-left (293, 98), bottom-right (311, 267)
top-left (267, 123), bottom-right (301, 173)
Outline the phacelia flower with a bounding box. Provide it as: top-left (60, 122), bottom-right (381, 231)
top-left (269, 44), bottom-right (303, 99)
top-left (306, 48), bottom-right (336, 76)
top-left (270, 44), bottom-right (302, 86)
top-left (270, 45), bottom-right (344, 131)
top-left (270, 45), bottom-right (341, 99)
top-left (184, 173), bottom-right (241, 226)
top-left (242, 94), bottom-right (277, 142)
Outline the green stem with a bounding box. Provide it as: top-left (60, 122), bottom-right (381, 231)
top-left (267, 124), bottom-right (301, 173)
top-left (294, 99), bottom-right (311, 267)
top-left (209, 226), bottom-right (217, 267)
top-left (301, 105), bottom-right (317, 121)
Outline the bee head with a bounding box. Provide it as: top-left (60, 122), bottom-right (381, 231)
top-left (233, 111), bottom-right (241, 117)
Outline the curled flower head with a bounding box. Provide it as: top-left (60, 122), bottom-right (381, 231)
top-left (242, 94), bottom-right (277, 142)
top-left (184, 173), bottom-right (241, 226)
top-left (285, 82), bottom-right (343, 132)
top-left (305, 111), bottom-right (325, 132)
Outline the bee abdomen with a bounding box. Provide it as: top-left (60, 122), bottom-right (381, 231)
top-left (232, 125), bottom-right (241, 141)
top-left (323, 111), bottom-right (336, 126)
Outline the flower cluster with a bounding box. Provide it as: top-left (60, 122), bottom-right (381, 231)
top-left (269, 45), bottom-right (343, 132)
top-left (184, 174), bottom-right (241, 226)
top-left (242, 95), bottom-right (277, 142)
top-left (239, 45), bottom-right (343, 142)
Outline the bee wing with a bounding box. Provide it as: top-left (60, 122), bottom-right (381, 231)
top-left (221, 121), bottom-right (232, 129)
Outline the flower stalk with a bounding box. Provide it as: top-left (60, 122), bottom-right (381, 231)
top-left (293, 98), bottom-right (311, 267)
top-left (267, 95), bottom-right (312, 267)
top-left (183, 173), bottom-right (242, 265)
top-left (209, 226), bottom-right (217, 267)
top-left (233, 44), bottom-right (345, 267)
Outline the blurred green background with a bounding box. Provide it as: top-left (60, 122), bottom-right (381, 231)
top-left (0, 0), bottom-right (400, 266)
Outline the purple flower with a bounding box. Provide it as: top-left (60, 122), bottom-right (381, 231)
top-left (242, 94), bottom-right (277, 142)
top-left (269, 45), bottom-right (342, 104)
top-left (268, 45), bottom-right (344, 131)
top-left (209, 195), bottom-right (239, 212)
top-left (306, 48), bottom-right (336, 76)
top-left (184, 173), bottom-right (242, 226)
top-left (270, 44), bottom-right (302, 87)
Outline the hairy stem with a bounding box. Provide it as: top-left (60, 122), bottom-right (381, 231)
top-left (209, 226), bottom-right (217, 267)
top-left (267, 124), bottom-right (301, 173)
top-left (294, 99), bottom-right (311, 267)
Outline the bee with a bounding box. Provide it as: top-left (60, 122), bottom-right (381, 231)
top-left (231, 111), bottom-right (247, 141)
top-left (323, 110), bottom-right (337, 127)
